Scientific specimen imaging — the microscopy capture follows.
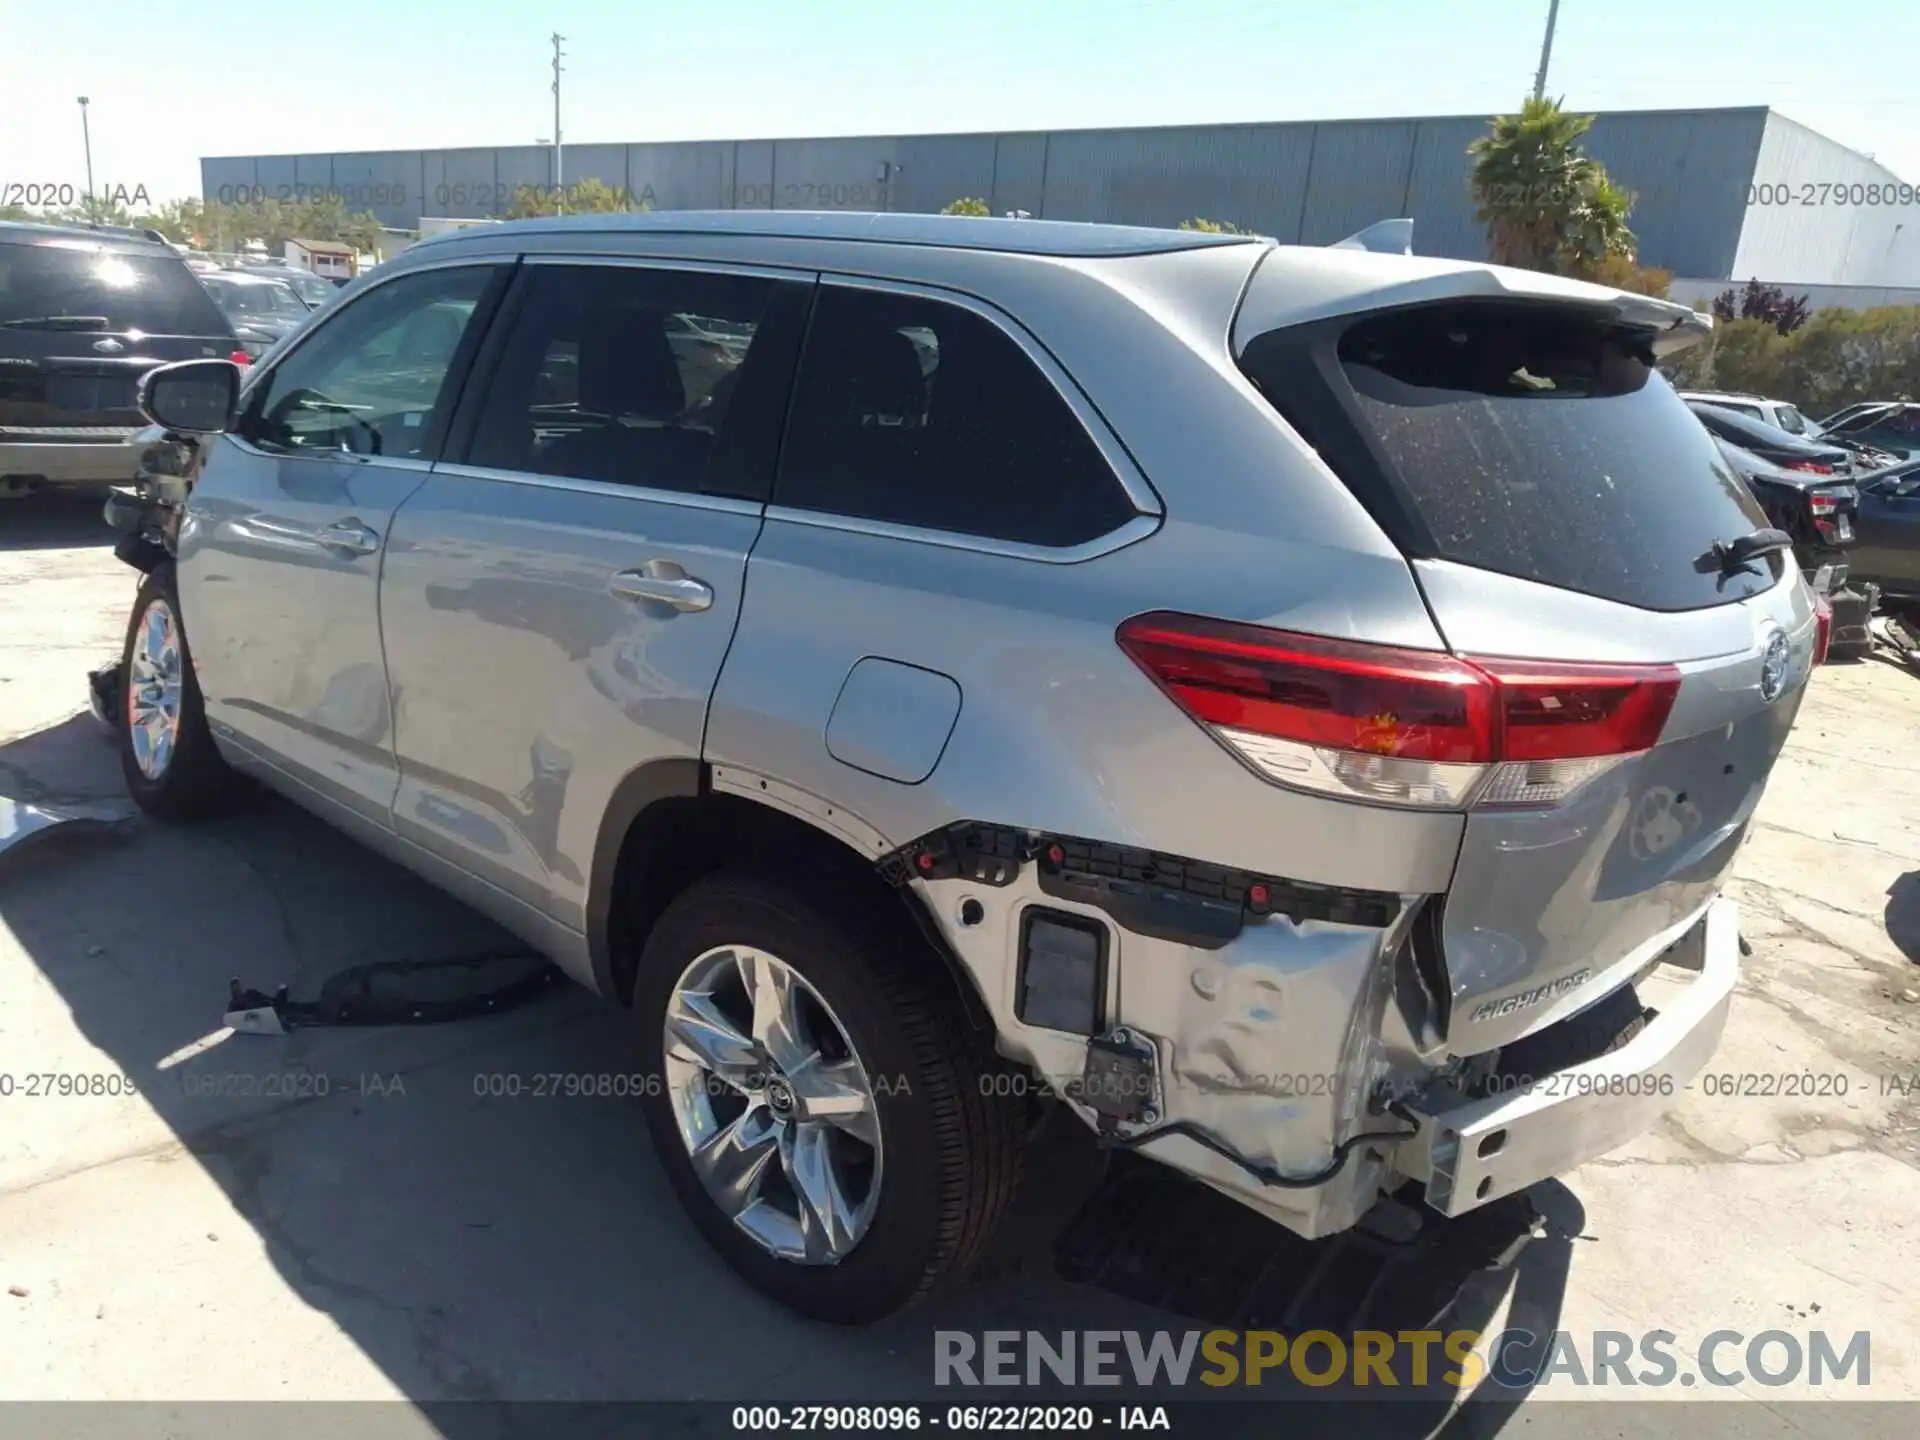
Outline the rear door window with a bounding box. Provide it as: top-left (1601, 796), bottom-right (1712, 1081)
top-left (1239, 301), bottom-right (1777, 612)
top-left (462, 263), bottom-right (803, 497)
top-left (0, 240), bottom-right (229, 336)
top-left (773, 284), bottom-right (1138, 547)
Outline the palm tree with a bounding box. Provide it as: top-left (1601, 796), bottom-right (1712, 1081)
top-left (1562, 173), bottom-right (1636, 272)
top-left (1468, 96), bottom-right (1636, 274)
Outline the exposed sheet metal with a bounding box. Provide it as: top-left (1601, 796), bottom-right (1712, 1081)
top-left (0, 796), bottom-right (136, 860)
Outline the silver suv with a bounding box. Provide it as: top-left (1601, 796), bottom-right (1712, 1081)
top-left (117, 212), bottom-right (1816, 1324)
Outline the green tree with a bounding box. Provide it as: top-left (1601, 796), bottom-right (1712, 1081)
top-left (504, 177), bottom-right (647, 219)
top-left (1712, 279), bottom-right (1812, 336)
top-left (1469, 96), bottom-right (1637, 274)
top-left (1179, 217), bottom-right (1252, 234)
top-left (939, 196), bottom-right (992, 216)
top-left (1658, 305), bottom-right (1920, 417)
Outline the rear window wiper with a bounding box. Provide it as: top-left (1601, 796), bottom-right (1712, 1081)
top-left (0, 315), bottom-right (112, 331)
top-left (1701, 527), bottom-right (1793, 576)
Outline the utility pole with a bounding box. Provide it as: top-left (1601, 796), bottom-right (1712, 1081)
top-left (550, 33), bottom-right (566, 213)
top-left (77, 97), bottom-right (95, 222)
top-left (1532, 0), bottom-right (1562, 102)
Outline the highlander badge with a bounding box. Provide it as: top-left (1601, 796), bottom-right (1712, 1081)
top-left (1470, 968), bottom-right (1592, 1023)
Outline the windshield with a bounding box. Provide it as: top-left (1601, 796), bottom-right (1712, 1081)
top-left (1776, 404), bottom-right (1807, 435)
top-left (204, 278), bottom-right (309, 321)
top-left (0, 240), bottom-right (230, 335)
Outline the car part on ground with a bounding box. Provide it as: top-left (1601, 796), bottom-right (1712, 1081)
top-left (223, 952), bottom-right (559, 1034)
top-left (108, 210), bottom-right (1811, 1321)
top-left (0, 796), bottom-right (136, 864)
top-left (0, 219), bottom-right (240, 495)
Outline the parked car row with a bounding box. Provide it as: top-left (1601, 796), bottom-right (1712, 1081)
top-left (1683, 388), bottom-right (1920, 661)
top-left (1681, 389), bottom-right (1919, 468)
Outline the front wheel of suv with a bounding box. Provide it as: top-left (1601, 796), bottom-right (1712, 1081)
top-left (118, 562), bottom-right (248, 821)
top-left (634, 873), bottom-right (1023, 1323)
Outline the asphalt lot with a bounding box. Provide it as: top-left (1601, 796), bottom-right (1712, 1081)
top-left (0, 491), bottom-right (1916, 1436)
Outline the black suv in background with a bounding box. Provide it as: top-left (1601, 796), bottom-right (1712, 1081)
top-left (1, 220), bottom-right (240, 498)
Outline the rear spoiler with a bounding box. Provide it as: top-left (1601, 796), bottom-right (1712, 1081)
top-left (1330, 219), bottom-right (1414, 256)
top-left (1232, 222), bottom-right (1714, 356)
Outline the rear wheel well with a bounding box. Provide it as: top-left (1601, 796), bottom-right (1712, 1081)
top-left (601, 789), bottom-right (994, 1036)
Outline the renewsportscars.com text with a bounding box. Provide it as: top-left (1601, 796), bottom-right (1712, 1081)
top-left (934, 1328), bottom-right (1871, 1390)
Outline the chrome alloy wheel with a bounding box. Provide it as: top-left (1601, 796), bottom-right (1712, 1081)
top-left (663, 945), bottom-right (884, 1265)
top-left (127, 598), bottom-right (184, 781)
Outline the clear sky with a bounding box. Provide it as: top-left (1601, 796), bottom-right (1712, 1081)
top-left (3, 0), bottom-right (1916, 204)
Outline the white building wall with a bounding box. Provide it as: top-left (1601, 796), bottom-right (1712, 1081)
top-left (1730, 113), bottom-right (1920, 287)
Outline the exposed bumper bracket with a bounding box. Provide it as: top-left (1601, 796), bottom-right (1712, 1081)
top-left (1398, 897), bottom-right (1739, 1216)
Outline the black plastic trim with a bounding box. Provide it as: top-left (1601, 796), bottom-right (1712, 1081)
top-left (586, 757), bottom-right (705, 1000)
top-left (880, 821), bottom-right (1401, 950)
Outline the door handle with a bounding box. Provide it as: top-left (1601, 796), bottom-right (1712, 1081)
top-left (609, 560), bottom-right (715, 613)
top-left (317, 519), bottom-right (381, 556)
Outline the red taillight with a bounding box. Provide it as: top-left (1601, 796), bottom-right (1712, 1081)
top-left (1812, 592), bottom-right (1833, 666)
top-left (1471, 656), bottom-right (1683, 761)
top-left (1785, 460), bottom-right (1833, 475)
top-left (229, 350), bottom-right (252, 367)
top-left (1114, 613), bottom-right (1496, 762)
top-left (1117, 612), bottom-right (1682, 810)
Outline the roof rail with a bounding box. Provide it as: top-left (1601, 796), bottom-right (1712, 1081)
top-left (1330, 219), bottom-right (1414, 255)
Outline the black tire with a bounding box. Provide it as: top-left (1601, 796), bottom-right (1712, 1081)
top-left (118, 562), bottom-right (247, 821)
top-left (634, 873), bottom-right (1023, 1324)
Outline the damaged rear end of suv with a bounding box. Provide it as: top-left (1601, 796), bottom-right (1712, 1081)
top-left (880, 244), bottom-right (1812, 1254)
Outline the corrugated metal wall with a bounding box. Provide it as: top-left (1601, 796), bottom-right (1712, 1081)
top-left (1731, 114), bottom-right (1920, 287)
top-left (203, 105), bottom-right (1840, 279)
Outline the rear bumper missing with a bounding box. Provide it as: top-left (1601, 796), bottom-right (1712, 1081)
top-left (1398, 896), bottom-right (1738, 1216)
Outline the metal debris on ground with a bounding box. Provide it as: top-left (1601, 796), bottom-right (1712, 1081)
top-left (0, 796), bottom-right (136, 863)
top-left (223, 951), bottom-right (561, 1035)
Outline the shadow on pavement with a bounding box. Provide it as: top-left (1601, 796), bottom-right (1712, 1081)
top-left (0, 492), bottom-right (116, 551)
top-left (0, 711), bottom-right (1554, 1432)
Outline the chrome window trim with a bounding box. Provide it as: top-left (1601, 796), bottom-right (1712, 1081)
top-left (810, 272), bottom-right (1165, 522)
top-left (762, 505), bottom-right (1161, 565)
top-left (222, 434), bottom-right (433, 470)
top-left (523, 253), bottom-right (821, 284)
top-left (430, 461), bottom-right (766, 516)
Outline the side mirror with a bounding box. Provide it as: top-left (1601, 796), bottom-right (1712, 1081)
top-left (139, 359), bottom-right (241, 435)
